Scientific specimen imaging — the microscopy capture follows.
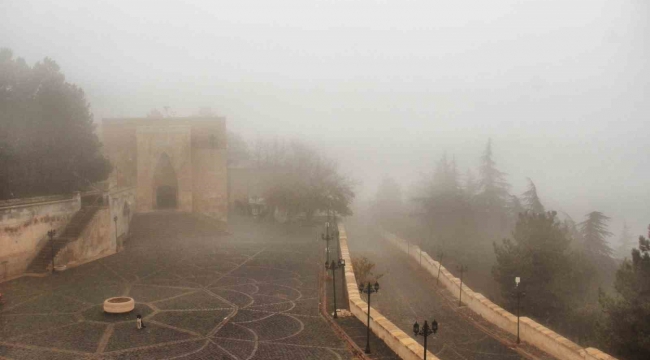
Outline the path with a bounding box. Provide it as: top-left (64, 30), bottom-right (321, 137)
top-left (344, 217), bottom-right (556, 360)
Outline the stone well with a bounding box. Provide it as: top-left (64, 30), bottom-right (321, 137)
top-left (103, 297), bottom-right (135, 313)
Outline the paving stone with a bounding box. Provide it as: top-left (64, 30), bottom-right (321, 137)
top-left (229, 309), bottom-right (276, 324)
top-left (81, 303), bottom-right (153, 323)
top-left (209, 276), bottom-right (256, 288)
top-left (248, 301), bottom-right (295, 313)
top-left (239, 313), bottom-right (303, 341)
top-left (151, 309), bottom-right (232, 335)
top-left (286, 298), bottom-right (320, 317)
top-left (0, 313), bottom-right (75, 339)
top-left (59, 283), bottom-right (127, 305)
top-left (208, 288), bottom-right (254, 308)
top-left (3, 293), bottom-right (88, 315)
top-left (105, 322), bottom-right (197, 352)
top-left (153, 291), bottom-right (233, 310)
top-left (128, 284), bottom-right (192, 303)
top-left (98, 339), bottom-right (206, 360)
top-left (0, 344), bottom-right (90, 360)
top-left (13, 321), bottom-right (106, 353)
top-left (212, 338), bottom-right (256, 359)
top-left (251, 342), bottom-right (344, 360)
top-left (276, 316), bottom-right (346, 348)
top-left (213, 321), bottom-right (256, 341)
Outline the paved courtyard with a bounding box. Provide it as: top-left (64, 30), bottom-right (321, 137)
top-left (0, 213), bottom-right (356, 359)
top-left (344, 217), bottom-right (556, 360)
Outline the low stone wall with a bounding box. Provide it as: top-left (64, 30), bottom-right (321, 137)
top-left (0, 193), bottom-right (81, 280)
top-left (339, 224), bottom-right (438, 360)
top-left (381, 231), bottom-right (617, 360)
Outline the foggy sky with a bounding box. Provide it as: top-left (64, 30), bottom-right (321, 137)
top-left (2, 0), bottom-right (648, 243)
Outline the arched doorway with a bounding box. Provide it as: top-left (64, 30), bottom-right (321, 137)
top-left (152, 153), bottom-right (178, 209)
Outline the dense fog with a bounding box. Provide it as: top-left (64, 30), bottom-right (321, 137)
top-left (3, 1), bottom-right (647, 239)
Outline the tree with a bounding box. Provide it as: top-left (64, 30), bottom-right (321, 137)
top-left (492, 211), bottom-right (587, 326)
top-left (412, 153), bottom-right (474, 257)
top-left (599, 233), bottom-right (650, 359)
top-left (262, 139), bottom-right (355, 221)
top-left (465, 169), bottom-right (479, 198)
top-left (476, 139), bottom-right (510, 211)
top-left (227, 131), bottom-right (250, 167)
top-left (374, 176), bottom-right (403, 223)
top-left (579, 211), bottom-right (613, 259)
top-left (522, 178), bottom-right (544, 214)
top-left (0, 49), bottom-right (111, 199)
top-left (616, 221), bottom-right (636, 259)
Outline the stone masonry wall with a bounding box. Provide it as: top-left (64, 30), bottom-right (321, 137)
top-left (339, 223), bottom-right (439, 360)
top-left (55, 187), bottom-right (136, 270)
top-left (0, 194), bottom-right (81, 280)
top-left (381, 230), bottom-right (618, 360)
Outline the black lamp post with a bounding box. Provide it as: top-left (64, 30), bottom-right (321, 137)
top-left (322, 222), bottom-right (333, 264)
top-left (436, 251), bottom-right (444, 286)
top-left (326, 259), bottom-right (345, 318)
top-left (457, 264), bottom-right (468, 307)
top-left (515, 276), bottom-right (526, 344)
top-left (413, 319), bottom-right (439, 360)
top-left (359, 281), bottom-right (380, 354)
top-left (113, 215), bottom-right (118, 245)
top-left (47, 229), bottom-right (56, 273)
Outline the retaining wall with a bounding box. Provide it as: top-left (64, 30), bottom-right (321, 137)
top-left (339, 224), bottom-right (438, 360)
top-left (55, 187), bottom-right (136, 269)
top-left (381, 230), bottom-right (617, 360)
top-left (0, 193), bottom-right (81, 280)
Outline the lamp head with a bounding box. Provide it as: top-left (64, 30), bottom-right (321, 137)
top-left (358, 283), bottom-right (364, 292)
top-left (432, 319), bottom-right (438, 334)
top-left (373, 281), bottom-right (380, 292)
top-left (413, 321), bottom-right (420, 335)
top-left (515, 277), bottom-right (520, 287)
top-left (338, 258), bottom-right (345, 267)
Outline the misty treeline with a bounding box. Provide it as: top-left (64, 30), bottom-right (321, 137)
top-left (229, 133), bottom-right (355, 222)
top-left (0, 49), bottom-right (111, 200)
top-left (372, 139), bottom-right (649, 359)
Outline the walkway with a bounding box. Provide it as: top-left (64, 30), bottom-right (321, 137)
top-left (0, 213), bottom-right (356, 360)
top-left (344, 217), bottom-right (556, 360)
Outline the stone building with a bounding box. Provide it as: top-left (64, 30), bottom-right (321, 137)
top-left (102, 117), bottom-right (228, 221)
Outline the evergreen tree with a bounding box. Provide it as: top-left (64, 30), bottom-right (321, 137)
top-left (493, 211), bottom-right (583, 325)
top-left (476, 138), bottom-right (510, 211)
top-left (508, 195), bottom-right (525, 216)
top-left (0, 49), bottom-right (110, 199)
top-left (599, 234), bottom-right (650, 359)
top-left (616, 221), bottom-right (635, 259)
top-left (579, 211), bottom-right (613, 258)
top-left (465, 169), bottom-right (479, 198)
top-left (522, 178), bottom-right (544, 213)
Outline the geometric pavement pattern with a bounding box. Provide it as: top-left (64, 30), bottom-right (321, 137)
top-left (0, 213), bottom-right (355, 359)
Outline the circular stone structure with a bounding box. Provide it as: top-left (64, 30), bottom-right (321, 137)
top-left (103, 297), bottom-right (135, 314)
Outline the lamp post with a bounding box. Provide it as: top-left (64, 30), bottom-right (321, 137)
top-left (413, 319), bottom-right (439, 360)
top-left (359, 281), bottom-right (380, 354)
top-left (515, 276), bottom-right (526, 344)
top-left (113, 215), bottom-right (118, 246)
top-left (436, 251), bottom-right (444, 286)
top-left (322, 222), bottom-right (332, 264)
top-left (457, 264), bottom-right (468, 307)
top-left (326, 259), bottom-right (345, 318)
top-left (47, 229), bottom-right (56, 273)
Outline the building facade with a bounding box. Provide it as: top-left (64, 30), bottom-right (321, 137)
top-left (102, 117), bottom-right (227, 221)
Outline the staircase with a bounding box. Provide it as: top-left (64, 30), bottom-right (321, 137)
top-left (26, 205), bottom-right (103, 274)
